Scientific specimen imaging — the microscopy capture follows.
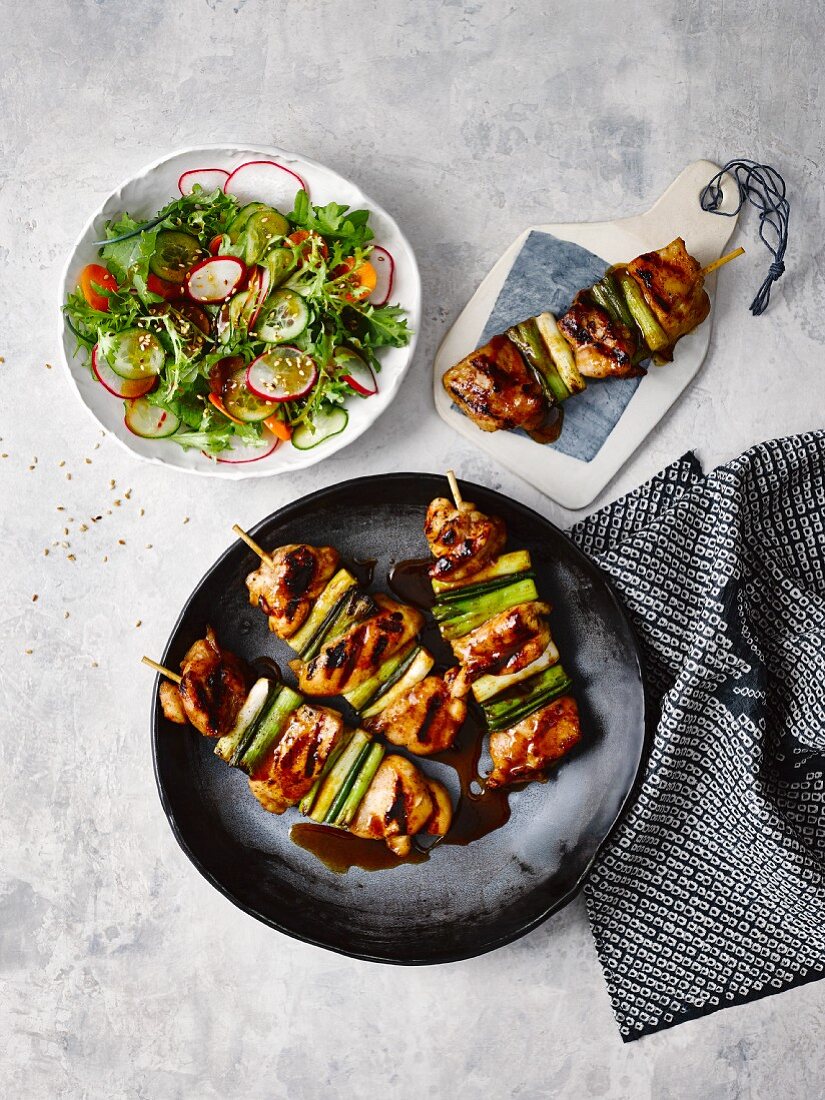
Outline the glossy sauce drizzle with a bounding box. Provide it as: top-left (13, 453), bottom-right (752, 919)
top-left (290, 823), bottom-right (429, 872)
top-left (387, 557), bottom-right (436, 610)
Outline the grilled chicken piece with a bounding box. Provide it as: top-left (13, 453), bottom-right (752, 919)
top-left (175, 627), bottom-right (250, 738)
top-left (246, 544), bottom-right (340, 639)
top-left (289, 594), bottom-right (424, 696)
top-left (159, 681), bottom-right (188, 725)
top-left (364, 668), bottom-right (469, 755)
top-left (248, 704), bottom-right (345, 814)
top-left (487, 694), bottom-right (581, 788)
top-left (625, 237), bottom-right (710, 352)
top-left (349, 755), bottom-right (451, 856)
top-left (425, 497), bottom-right (507, 582)
top-left (557, 293), bottom-right (642, 380)
top-left (451, 601), bottom-right (552, 681)
top-left (442, 334), bottom-right (547, 433)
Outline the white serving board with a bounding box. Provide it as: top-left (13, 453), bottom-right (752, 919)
top-left (433, 160), bottom-right (740, 509)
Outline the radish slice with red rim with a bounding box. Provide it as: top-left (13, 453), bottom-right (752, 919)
top-left (336, 347), bottom-right (377, 397)
top-left (92, 344), bottom-right (157, 399)
top-left (247, 347), bottom-right (318, 402)
top-left (124, 398), bottom-right (180, 439)
top-left (209, 430), bottom-right (280, 464)
top-left (186, 257), bottom-right (246, 303)
top-left (247, 265), bottom-right (271, 329)
top-left (224, 160), bottom-right (308, 210)
top-left (369, 246), bottom-right (395, 306)
top-left (178, 167), bottom-right (230, 196)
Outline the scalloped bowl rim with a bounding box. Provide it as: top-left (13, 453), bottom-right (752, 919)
top-left (57, 143), bottom-right (422, 479)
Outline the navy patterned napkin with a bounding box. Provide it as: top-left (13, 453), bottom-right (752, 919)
top-left (567, 432), bottom-right (825, 1040)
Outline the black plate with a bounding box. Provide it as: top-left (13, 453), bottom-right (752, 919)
top-left (152, 473), bottom-right (646, 964)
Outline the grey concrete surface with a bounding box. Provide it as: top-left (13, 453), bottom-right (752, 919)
top-left (2, 1), bottom-right (824, 1096)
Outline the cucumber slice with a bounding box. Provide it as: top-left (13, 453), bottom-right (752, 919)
top-left (106, 328), bottom-right (165, 380)
top-left (431, 550), bottom-right (533, 595)
top-left (213, 678), bottom-right (273, 764)
top-left (308, 730), bottom-right (370, 823)
top-left (239, 686), bottom-right (303, 774)
top-left (227, 202), bottom-right (268, 243)
top-left (342, 643), bottom-right (416, 712)
top-left (222, 365), bottom-right (276, 423)
top-left (472, 638), bottom-right (560, 703)
top-left (291, 407), bottom-right (348, 451)
top-left (361, 648), bottom-right (435, 718)
top-left (261, 247), bottom-right (297, 287)
top-left (255, 289), bottom-right (309, 343)
top-left (124, 398), bottom-right (181, 439)
top-left (149, 230), bottom-right (204, 283)
top-left (243, 209), bottom-right (290, 263)
top-left (291, 568), bottom-right (358, 655)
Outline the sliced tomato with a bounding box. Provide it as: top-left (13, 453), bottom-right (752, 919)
top-left (175, 301), bottom-right (211, 335)
top-left (147, 273), bottom-right (182, 300)
top-left (286, 229), bottom-right (329, 263)
top-left (208, 355), bottom-right (244, 395)
top-left (79, 264), bottom-right (117, 312)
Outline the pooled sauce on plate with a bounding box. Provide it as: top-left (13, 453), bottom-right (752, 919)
top-left (437, 710), bottom-right (511, 846)
top-left (387, 557), bottom-right (435, 610)
top-left (290, 823), bottom-right (429, 872)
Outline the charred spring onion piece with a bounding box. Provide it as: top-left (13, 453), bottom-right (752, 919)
top-left (238, 685), bottom-right (303, 774)
top-left (300, 587), bottom-right (377, 662)
top-left (482, 663), bottom-right (572, 731)
top-left (214, 677), bottom-right (274, 764)
top-left (507, 319), bottom-right (571, 404)
top-left (472, 638), bottom-right (560, 703)
top-left (290, 568), bottom-right (358, 655)
top-left (309, 729), bottom-right (371, 823)
top-left (433, 569), bottom-right (535, 605)
top-left (616, 272), bottom-right (669, 352)
top-left (534, 312), bottom-right (586, 397)
top-left (325, 739), bottom-right (374, 825)
top-left (431, 549), bottom-right (532, 595)
top-left (343, 642), bottom-right (418, 711)
top-left (360, 647), bottom-right (435, 718)
top-left (336, 742), bottom-right (386, 827)
top-left (299, 734), bottom-right (351, 815)
top-left (433, 576), bottom-right (540, 638)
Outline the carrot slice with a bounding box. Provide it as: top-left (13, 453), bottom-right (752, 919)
top-left (264, 414), bottom-right (293, 441)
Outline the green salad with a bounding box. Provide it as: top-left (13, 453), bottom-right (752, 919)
top-left (64, 174), bottom-right (410, 459)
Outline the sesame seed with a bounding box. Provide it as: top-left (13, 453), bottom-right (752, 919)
top-left (66, 473), bottom-right (72, 481)
top-left (80, 524), bottom-right (88, 532)
top-left (109, 480), bottom-right (116, 489)
top-left (114, 499), bottom-right (121, 507)
top-left (135, 620), bottom-right (142, 628)
top-left (24, 649), bottom-right (32, 655)
top-left (118, 539), bottom-right (125, 545)
top-left (145, 543), bottom-right (153, 549)
top-left (64, 611), bottom-right (70, 619)
top-left (91, 661), bottom-right (98, 668)
top-left (102, 555), bottom-right (108, 563)
top-left (85, 458), bottom-right (92, 465)
top-left (183, 516), bottom-right (189, 524)
top-left (59, 461), bottom-right (65, 468)
top-left (43, 549), bottom-right (49, 556)
top-left (139, 508), bottom-right (145, 517)
top-left (67, 554), bottom-right (76, 562)
top-left (32, 594), bottom-right (38, 602)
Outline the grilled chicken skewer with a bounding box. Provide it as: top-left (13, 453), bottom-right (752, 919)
top-left (144, 633), bottom-right (453, 856)
top-left (444, 237), bottom-right (733, 439)
top-left (424, 476), bottom-right (582, 787)
top-left (238, 529), bottom-right (468, 755)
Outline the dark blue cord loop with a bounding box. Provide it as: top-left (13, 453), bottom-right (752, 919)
top-left (700, 159), bottom-right (789, 315)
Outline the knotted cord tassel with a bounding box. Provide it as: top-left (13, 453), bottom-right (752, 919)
top-left (700, 159), bottom-right (789, 315)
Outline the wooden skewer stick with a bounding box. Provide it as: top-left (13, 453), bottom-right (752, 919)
top-left (232, 523), bottom-right (271, 564)
top-left (446, 469), bottom-right (470, 512)
top-left (141, 656), bottom-right (181, 684)
top-left (701, 246), bottom-right (745, 278)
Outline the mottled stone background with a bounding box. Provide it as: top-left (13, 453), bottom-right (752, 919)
top-left (2, 1), bottom-right (823, 1097)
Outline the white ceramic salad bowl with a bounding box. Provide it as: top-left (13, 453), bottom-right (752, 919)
top-left (58, 144), bottom-right (421, 478)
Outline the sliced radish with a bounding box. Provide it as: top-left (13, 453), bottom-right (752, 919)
top-left (210, 431), bottom-right (280, 464)
top-left (335, 347), bottom-right (377, 397)
top-left (124, 398), bottom-right (181, 439)
top-left (178, 167), bottom-right (230, 196)
top-left (369, 246), bottom-right (395, 306)
top-left (248, 265), bottom-right (271, 328)
top-left (92, 345), bottom-right (157, 399)
top-left (186, 257), bottom-right (246, 304)
top-left (224, 160), bottom-right (308, 211)
top-left (247, 348), bottom-right (318, 402)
